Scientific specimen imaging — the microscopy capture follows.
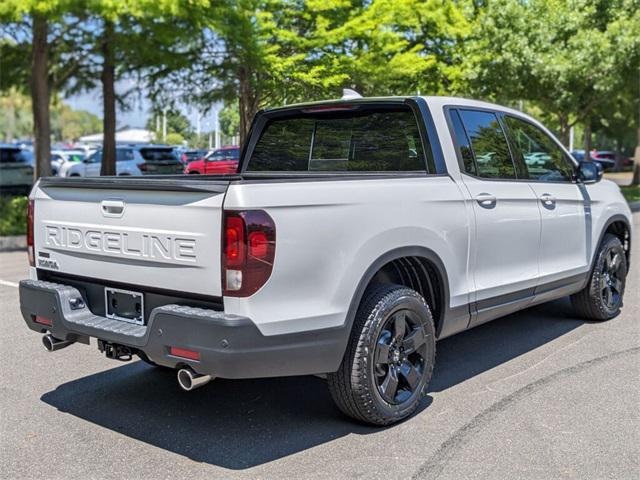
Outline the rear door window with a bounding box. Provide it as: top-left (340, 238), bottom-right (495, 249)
top-left (457, 109), bottom-right (516, 179)
top-left (247, 105), bottom-right (429, 172)
top-left (116, 149), bottom-right (135, 162)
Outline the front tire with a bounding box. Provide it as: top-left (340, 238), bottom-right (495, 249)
top-left (571, 233), bottom-right (627, 321)
top-left (328, 284), bottom-right (436, 426)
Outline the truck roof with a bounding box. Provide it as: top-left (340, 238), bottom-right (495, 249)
top-left (263, 95), bottom-right (541, 133)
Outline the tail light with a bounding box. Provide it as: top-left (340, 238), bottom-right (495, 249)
top-left (27, 199), bottom-right (34, 266)
top-left (222, 210), bottom-right (275, 296)
top-left (137, 162), bottom-right (147, 172)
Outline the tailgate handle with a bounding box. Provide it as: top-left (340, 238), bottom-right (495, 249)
top-left (101, 200), bottom-right (125, 217)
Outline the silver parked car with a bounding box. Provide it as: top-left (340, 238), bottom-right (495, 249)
top-left (58, 147), bottom-right (143, 177)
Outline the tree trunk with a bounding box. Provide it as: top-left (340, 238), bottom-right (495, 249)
top-left (238, 66), bottom-right (259, 149)
top-left (101, 19), bottom-right (116, 176)
top-left (583, 121), bottom-right (592, 163)
top-left (30, 15), bottom-right (52, 179)
top-left (633, 127), bottom-right (640, 185)
top-left (613, 138), bottom-right (624, 172)
top-left (557, 116), bottom-right (569, 147)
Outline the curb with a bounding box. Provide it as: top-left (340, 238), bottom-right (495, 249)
top-left (0, 235), bottom-right (27, 251)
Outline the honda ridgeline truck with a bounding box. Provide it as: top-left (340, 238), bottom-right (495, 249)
top-left (19, 96), bottom-right (632, 425)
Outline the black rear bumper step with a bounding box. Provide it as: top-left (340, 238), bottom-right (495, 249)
top-left (19, 279), bottom-right (346, 379)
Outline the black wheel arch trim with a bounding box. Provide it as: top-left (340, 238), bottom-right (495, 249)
top-left (343, 246), bottom-right (458, 345)
top-left (587, 214), bottom-right (632, 284)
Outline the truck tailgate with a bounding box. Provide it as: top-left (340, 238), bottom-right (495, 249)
top-left (32, 177), bottom-right (230, 297)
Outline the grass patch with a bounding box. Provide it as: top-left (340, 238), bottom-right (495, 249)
top-left (0, 196), bottom-right (28, 236)
top-left (620, 185), bottom-right (640, 203)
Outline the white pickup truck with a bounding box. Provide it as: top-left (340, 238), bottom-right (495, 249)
top-left (20, 96), bottom-right (632, 425)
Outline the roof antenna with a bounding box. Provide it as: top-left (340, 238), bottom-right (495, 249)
top-left (342, 88), bottom-right (363, 100)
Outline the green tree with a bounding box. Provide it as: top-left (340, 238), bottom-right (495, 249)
top-left (0, 2), bottom-right (79, 177)
top-left (463, 0), bottom-right (640, 152)
top-left (219, 102), bottom-right (239, 139)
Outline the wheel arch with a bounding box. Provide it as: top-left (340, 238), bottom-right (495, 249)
top-left (344, 246), bottom-right (451, 341)
top-left (594, 214), bottom-right (631, 272)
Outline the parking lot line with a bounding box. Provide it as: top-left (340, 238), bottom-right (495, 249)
top-left (0, 279), bottom-right (19, 288)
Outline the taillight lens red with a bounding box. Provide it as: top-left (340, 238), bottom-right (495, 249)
top-left (222, 210), bottom-right (276, 297)
top-left (27, 199), bottom-right (34, 266)
top-left (137, 162), bottom-right (147, 172)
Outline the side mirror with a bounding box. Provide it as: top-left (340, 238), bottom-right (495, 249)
top-left (578, 161), bottom-right (602, 184)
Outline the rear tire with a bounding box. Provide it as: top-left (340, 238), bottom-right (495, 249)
top-left (571, 234), bottom-right (627, 321)
top-left (328, 284), bottom-right (436, 426)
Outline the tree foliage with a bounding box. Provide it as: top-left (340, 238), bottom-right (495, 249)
top-left (462, 0), bottom-right (640, 149)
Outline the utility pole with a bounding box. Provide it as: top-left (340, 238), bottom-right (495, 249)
top-left (162, 107), bottom-right (167, 143)
top-left (569, 126), bottom-right (574, 151)
top-left (214, 108), bottom-right (220, 149)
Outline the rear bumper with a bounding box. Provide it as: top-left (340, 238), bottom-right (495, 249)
top-left (19, 279), bottom-right (345, 378)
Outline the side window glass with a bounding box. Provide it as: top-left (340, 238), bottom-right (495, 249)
top-left (449, 109), bottom-right (476, 176)
top-left (504, 116), bottom-right (574, 182)
top-left (116, 149), bottom-right (134, 162)
top-left (458, 109), bottom-right (515, 179)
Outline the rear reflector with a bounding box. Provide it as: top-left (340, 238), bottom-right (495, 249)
top-left (33, 315), bottom-right (53, 326)
top-left (169, 347), bottom-right (200, 361)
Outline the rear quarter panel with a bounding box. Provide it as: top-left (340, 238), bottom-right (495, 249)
top-left (223, 176), bottom-right (472, 336)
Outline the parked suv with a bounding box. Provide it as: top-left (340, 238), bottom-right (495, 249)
top-left (0, 144), bottom-right (33, 194)
top-left (58, 147), bottom-right (143, 177)
top-left (20, 96), bottom-right (632, 426)
top-left (184, 146), bottom-right (240, 174)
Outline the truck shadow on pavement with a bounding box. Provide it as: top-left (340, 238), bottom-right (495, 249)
top-left (41, 298), bottom-right (584, 469)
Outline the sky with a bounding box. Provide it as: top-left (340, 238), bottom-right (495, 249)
top-left (64, 79), bottom-right (222, 133)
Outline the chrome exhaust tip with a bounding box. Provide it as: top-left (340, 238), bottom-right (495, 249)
top-left (42, 334), bottom-right (74, 352)
top-left (177, 367), bottom-right (212, 392)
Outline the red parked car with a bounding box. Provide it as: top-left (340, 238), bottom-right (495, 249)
top-left (184, 146), bottom-right (240, 174)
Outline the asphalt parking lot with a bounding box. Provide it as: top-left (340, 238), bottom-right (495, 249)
top-left (1, 213), bottom-right (638, 480)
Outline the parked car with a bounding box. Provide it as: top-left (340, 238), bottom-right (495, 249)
top-left (135, 145), bottom-right (184, 174)
top-left (0, 144), bottom-right (33, 194)
top-left (58, 147), bottom-right (143, 177)
top-left (184, 146), bottom-right (240, 174)
top-left (50, 149), bottom-right (86, 176)
top-left (20, 96), bottom-right (632, 426)
top-left (179, 149), bottom-right (208, 164)
top-left (572, 150), bottom-right (616, 171)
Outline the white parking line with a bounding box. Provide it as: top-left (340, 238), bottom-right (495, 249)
top-left (0, 279), bottom-right (19, 288)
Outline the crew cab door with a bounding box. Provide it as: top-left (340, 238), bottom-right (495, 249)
top-left (501, 115), bottom-right (589, 283)
top-left (448, 108), bottom-right (541, 324)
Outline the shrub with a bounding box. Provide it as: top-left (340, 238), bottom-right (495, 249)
top-left (0, 196), bottom-right (28, 236)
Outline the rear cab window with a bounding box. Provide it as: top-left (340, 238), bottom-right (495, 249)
top-left (246, 104), bottom-right (433, 173)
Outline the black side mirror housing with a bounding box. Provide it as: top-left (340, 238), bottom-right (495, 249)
top-left (578, 161), bottom-right (603, 184)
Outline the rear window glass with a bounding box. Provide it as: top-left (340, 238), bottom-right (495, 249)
top-left (139, 148), bottom-right (178, 162)
top-left (457, 109), bottom-right (515, 179)
top-left (247, 106), bottom-right (429, 172)
top-left (0, 148), bottom-right (26, 163)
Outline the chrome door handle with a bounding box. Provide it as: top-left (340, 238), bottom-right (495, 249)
top-left (475, 193), bottom-right (497, 209)
top-left (539, 193), bottom-right (556, 208)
